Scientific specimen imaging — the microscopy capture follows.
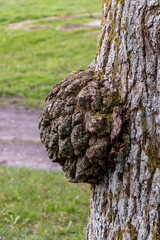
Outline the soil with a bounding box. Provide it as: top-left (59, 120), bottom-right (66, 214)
top-left (0, 104), bottom-right (61, 170)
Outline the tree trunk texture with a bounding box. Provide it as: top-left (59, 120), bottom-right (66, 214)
top-left (87, 0), bottom-right (160, 239)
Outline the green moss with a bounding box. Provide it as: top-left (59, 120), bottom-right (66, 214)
top-left (121, 164), bottom-right (130, 197)
top-left (89, 88), bottom-right (125, 135)
top-left (125, 17), bottom-right (128, 27)
top-left (126, 222), bottom-right (138, 240)
top-left (108, 208), bottom-right (115, 223)
top-left (102, 191), bottom-right (113, 215)
top-left (98, 25), bottom-right (107, 55)
top-left (88, 145), bottom-right (99, 151)
top-left (115, 38), bottom-right (121, 50)
top-left (138, 101), bottom-right (160, 169)
top-left (108, 21), bottom-right (116, 43)
top-left (109, 191), bottom-right (113, 205)
top-left (98, 71), bottom-right (104, 81)
top-left (98, 0), bottom-right (112, 55)
top-left (98, 34), bottom-right (103, 55)
top-left (102, 191), bottom-right (115, 223)
top-left (109, 12), bottom-right (113, 21)
top-left (102, 192), bottom-right (108, 214)
top-left (63, 70), bottom-right (78, 81)
top-left (116, 0), bottom-right (125, 6)
top-left (111, 90), bottom-right (125, 107)
top-left (90, 113), bottom-right (105, 119)
top-left (107, 0), bottom-right (123, 79)
top-left (103, 90), bottom-right (125, 133)
top-left (116, 226), bottom-right (124, 240)
top-left (127, 51), bottom-right (132, 76)
top-left (115, 0), bottom-right (125, 28)
top-left (104, 0), bottom-right (112, 16)
top-left (152, 219), bottom-right (160, 240)
top-left (107, 3), bottom-right (116, 43)
top-left (99, 0), bottom-right (124, 59)
top-left (138, 101), bottom-right (147, 139)
top-left (146, 142), bottom-right (160, 169)
top-left (112, 56), bottom-right (119, 80)
top-left (117, 222), bottom-right (138, 240)
top-left (105, 88), bottom-right (125, 114)
top-left (106, 113), bottom-right (113, 133)
top-left (128, 51), bottom-right (132, 62)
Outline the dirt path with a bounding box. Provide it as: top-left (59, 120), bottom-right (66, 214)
top-left (0, 104), bottom-right (61, 170)
top-left (7, 13), bottom-right (101, 30)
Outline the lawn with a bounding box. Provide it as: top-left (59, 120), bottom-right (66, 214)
top-left (0, 167), bottom-right (90, 239)
top-left (0, 0), bottom-right (101, 107)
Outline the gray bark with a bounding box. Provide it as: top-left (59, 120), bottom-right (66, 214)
top-left (86, 0), bottom-right (160, 239)
top-left (39, 0), bottom-right (160, 239)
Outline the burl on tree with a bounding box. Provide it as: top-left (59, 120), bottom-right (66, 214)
top-left (39, 68), bottom-right (130, 184)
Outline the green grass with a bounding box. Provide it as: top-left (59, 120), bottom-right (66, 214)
top-left (0, 166), bottom-right (90, 239)
top-left (0, 0), bottom-right (101, 24)
top-left (0, 0), bottom-right (101, 107)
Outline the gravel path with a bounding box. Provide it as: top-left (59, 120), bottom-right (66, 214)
top-left (0, 104), bottom-right (61, 170)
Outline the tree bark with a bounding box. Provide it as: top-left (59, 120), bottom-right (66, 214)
top-left (39, 0), bottom-right (160, 239)
top-left (87, 0), bottom-right (160, 239)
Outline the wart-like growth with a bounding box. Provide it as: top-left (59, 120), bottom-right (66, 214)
top-left (39, 68), bottom-right (128, 183)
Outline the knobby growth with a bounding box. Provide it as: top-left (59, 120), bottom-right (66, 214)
top-left (39, 68), bottom-right (130, 183)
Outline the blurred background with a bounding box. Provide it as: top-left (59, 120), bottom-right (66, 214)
top-left (0, 0), bottom-right (101, 239)
top-left (0, 0), bottom-right (101, 107)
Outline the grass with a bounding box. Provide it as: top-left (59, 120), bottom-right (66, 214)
top-left (0, 0), bottom-right (101, 24)
top-left (0, 166), bottom-right (90, 239)
top-left (0, 0), bottom-right (101, 107)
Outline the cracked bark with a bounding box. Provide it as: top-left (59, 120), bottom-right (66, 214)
top-left (87, 0), bottom-right (160, 239)
top-left (39, 0), bottom-right (160, 239)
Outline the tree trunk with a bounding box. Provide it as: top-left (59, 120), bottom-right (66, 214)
top-left (86, 0), bottom-right (160, 239)
top-left (39, 0), bottom-right (160, 239)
